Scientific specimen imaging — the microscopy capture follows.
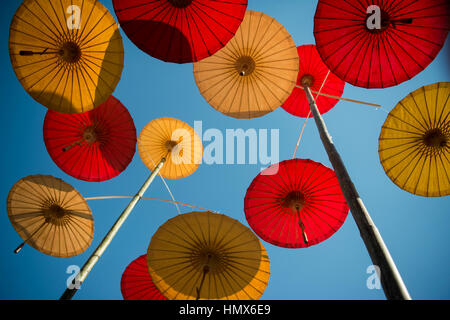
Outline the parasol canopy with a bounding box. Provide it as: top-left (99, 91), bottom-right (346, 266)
top-left (43, 95), bottom-right (137, 182)
top-left (244, 159), bottom-right (349, 248)
top-left (7, 174), bottom-right (94, 257)
top-left (113, 0), bottom-right (247, 63)
top-left (138, 117), bottom-right (203, 179)
top-left (121, 254), bottom-right (166, 300)
top-left (193, 10), bottom-right (299, 119)
top-left (9, 0), bottom-right (124, 113)
top-left (282, 44), bottom-right (345, 118)
top-left (379, 82), bottom-right (449, 197)
top-left (314, 0), bottom-right (450, 88)
top-left (147, 211), bottom-right (270, 300)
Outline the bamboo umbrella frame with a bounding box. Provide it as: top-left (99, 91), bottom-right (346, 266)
top-left (302, 80), bottom-right (411, 300)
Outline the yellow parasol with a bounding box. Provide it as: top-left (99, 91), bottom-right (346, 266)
top-left (9, 0), bottom-right (124, 113)
top-left (193, 10), bottom-right (299, 119)
top-left (7, 174), bottom-right (93, 257)
top-left (138, 117), bottom-right (203, 179)
top-left (147, 211), bottom-right (270, 300)
top-left (379, 82), bottom-right (449, 197)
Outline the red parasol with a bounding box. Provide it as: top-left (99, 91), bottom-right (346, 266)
top-left (282, 44), bottom-right (345, 117)
top-left (113, 0), bottom-right (248, 63)
top-left (121, 254), bottom-right (166, 300)
top-left (244, 159), bottom-right (349, 248)
top-left (43, 96), bottom-right (137, 182)
top-left (314, 0), bottom-right (450, 88)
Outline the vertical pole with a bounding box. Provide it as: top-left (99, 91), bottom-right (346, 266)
top-left (304, 86), bottom-right (411, 300)
top-left (60, 158), bottom-right (166, 300)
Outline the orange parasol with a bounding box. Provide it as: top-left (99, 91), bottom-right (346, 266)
top-left (193, 10), bottom-right (299, 119)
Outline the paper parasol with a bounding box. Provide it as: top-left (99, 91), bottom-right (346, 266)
top-left (379, 82), bottom-right (449, 197)
top-left (138, 117), bottom-right (202, 179)
top-left (7, 174), bottom-right (94, 257)
top-left (314, 0), bottom-right (449, 88)
top-left (43, 96), bottom-right (137, 182)
top-left (193, 10), bottom-right (299, 118)
top-left (244, 159), bottom-right (349, 248)
top-left (113, 0), bottom-right (247, 63)
top-left (147, 211), bottom-right (270, 300)
top-left (9, 0), bottom-right (124, 113)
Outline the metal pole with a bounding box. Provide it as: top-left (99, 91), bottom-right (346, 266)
top-left (303, 86), bottom-right (411, 300)
top-left (60, 157), bottom-right (166, 300)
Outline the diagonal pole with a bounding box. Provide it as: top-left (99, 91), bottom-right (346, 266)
top-left (60, 157), bottom-right (166, 300)
top-left (303, 85), bottom-right (411, 300)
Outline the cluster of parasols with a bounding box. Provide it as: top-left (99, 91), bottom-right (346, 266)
top-left (6, 0), bottom-right (449, 300)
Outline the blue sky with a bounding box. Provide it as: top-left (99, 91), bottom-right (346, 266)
top-left (0, 0), bottom-right (449, 300)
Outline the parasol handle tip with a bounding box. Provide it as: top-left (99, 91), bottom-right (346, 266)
top-left (14, 242), bottom-right (25, 254)
top-left (195, 287), bottom-right (201, 300)
top-left (302, 233), bottom-right (309, 245)
top-left (19, 51), bottom-right (34, 56)
top-left (298, 220), bottom-right (309, 245)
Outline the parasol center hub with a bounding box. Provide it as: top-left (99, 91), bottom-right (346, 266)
top-left (168, 0), bottom-right (193, 8)
top-left (165, 140), bottom-right (179, 152)
top-left (282, 191), bottom-right (305, 211)
top-left (59, 41), bottom-right (81, 63)
top-left (198, 250), bottom-right (221, 273)
top-left (300, 74), bottom-right (315, 87)
top-left (43, 204), bottom-right (67, 222)
top-left (423, 128), bottom-right (448, 148)
top-left (235, 56), bottom-right (256, 77)
top-left (83, 127), bottom-right (98, 143)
